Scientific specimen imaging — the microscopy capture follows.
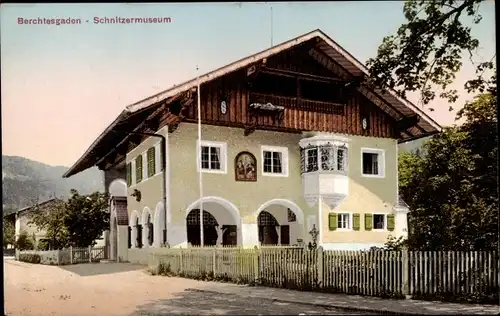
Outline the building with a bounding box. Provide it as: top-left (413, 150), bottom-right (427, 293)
top-left (5, 198), bottom-right (105, 249)
top-left (62, 29), bottom-right (441, 262)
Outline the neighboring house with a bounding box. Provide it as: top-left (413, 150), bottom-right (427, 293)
top-left (5, 198), bottom-right (105, 248)
top-left (62, 29), bottom-right (441, 262)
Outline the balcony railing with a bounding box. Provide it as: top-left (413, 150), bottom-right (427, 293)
top-left (249, 92), bottom-right (345, 116)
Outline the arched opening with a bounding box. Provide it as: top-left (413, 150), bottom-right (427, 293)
top-left (153, 202), bottom-right (166, 247)
top-left (108, 178), bottom-right (127, 197)
top-left (258, 211), bottom-right (280, 245)
top-left (129, 210), bottom-right (139, 249)
top-left (141, 208), bottom-right (152, 248)
top-left (186, 209), bottom-right (219, 246)
top-left (135, 217), bottom-right (142, 248)
top-left (185, 197), bottom-right (241, 246)
top-left (255, 199), bottom-right (305, 246)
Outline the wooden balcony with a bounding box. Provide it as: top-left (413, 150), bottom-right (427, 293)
top-left (249, 92), bottom-right (345, 116)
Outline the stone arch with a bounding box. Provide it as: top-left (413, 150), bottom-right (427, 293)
top-left (255, 199), bottom-right (305, 246)
top-left (153, 201), bottom-right (166, 247)
top-left (185, 196), bottom-right (241, 246)
top-left (141, 207), bottom-right (153, 248)
top-left (129, 210), bottom-right (139, 248)
top-left (108, 178), bottom-right (127, 197)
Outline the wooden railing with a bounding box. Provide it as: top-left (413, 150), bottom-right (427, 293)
top-left (148, 246), bottom-right (499, 303)
top-left (249, 92), bottom-right (345, 115)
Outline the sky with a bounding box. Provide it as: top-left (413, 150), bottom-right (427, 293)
top-left (1, 2), bottom-right (496, 167)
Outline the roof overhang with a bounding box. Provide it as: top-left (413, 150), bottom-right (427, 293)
top-left (64, 29), bottom-right (442, 178)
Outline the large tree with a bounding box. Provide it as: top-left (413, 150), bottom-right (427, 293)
top-left (3, 215), bottom-right (15, 248)
top-left (399, 92), bottom-right (497, 251)
top-left (64, 190), bottom-right (109, 247)
top-left (29, 198), bottom-right (69, 249)
top-left (29, 190), bottom-right (109, 249)
top-left (366, 0), bottom-right (496, 110)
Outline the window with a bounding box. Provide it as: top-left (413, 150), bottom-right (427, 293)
top-left (147, 147), bottom-right (156, 177)
top-left (373, 214), bottom-right (385, 230)
top-left (261, 146), bottom-right (288, 177)
top-left (361, 148), bottom-right (385, 177)
top-left (252, 73), bottom-right (297, 97)
top-left (198, 141), bottom-right (227, 173)
top-left (302, 145), bottom-right (348, 174)
top-left (300, 79), bottom-right (344, 103)
top-left (337, 213), bottom-right (350, 229)
top-left (126, 163), bottom-right (132, 186)
top-left (146, 214), bottom-right (153, 246)
top-left (135, 156), bottom-right (143, 183)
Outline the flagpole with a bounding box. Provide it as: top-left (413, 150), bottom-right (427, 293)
top-left (196, 65), bottom-right (204, 247)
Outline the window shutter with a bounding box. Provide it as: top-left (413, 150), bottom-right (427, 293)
top-left (387, 214), bottom-right (395, 231)
top-left (147, 147), bottom-right (156, 177)
top-left (328, 213), bottom-right (338, 231)
top-left (364, 213), bottom-right (373, 231)
top-left (135, 156), bottom-right (143, 183)
top-left (353, 213), bottom-right (360, 231)
top-left (126, 163), bottom-right (132, 186)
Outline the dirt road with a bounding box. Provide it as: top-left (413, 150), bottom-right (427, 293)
top-left (4, 258), bottom-right (364, 316)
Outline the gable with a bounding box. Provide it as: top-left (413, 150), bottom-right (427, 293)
top-left (64, 29), bottom-right (441, 179)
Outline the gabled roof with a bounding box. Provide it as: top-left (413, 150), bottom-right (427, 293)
top-left (64, 29), bottom-right (442, 178)
top-left (13, 198), bottom-right (59, 217)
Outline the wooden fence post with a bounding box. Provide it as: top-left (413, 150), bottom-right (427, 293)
top-left (88, 246), bottom-right (92, 263)
top-left (70, 246), bottom-right (73, 264)
top-left (317, 246), bottom-right (324, 288)
top-left (179, 249), bottom-right (184, 272)
top-left (402, 249), bottom-right (410, 297)
top-left (253, 246), bottom-right (259, 283)
top-left (212, 247), bottom-right (217, 276)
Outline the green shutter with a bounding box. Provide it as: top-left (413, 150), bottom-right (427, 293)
top-left (353, 213), bottom-right (360, 231)
top-left (364, 213), bottom-right (373, 231)
top-left (126, 163), bottom-right (132, 186)
top-left (147, 147), bottom-right (156, 177)
top-left (135, 156), bottom-right (143, 183)
top-left (328, 213), bottom-right (338, 231)
top-left (387, 214), bottom-right (395, 231)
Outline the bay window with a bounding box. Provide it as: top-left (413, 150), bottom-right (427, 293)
top-left (301, 144), bottom-right (347, 174)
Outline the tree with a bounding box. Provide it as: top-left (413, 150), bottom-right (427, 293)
top-left (366, 0), bottom-right (496, 109)
top-left (64, 189), bottom-right (109, 247)
top-left (3, 216), bottom-right (15, 247)
top-left (29, 199), bottom-right (69, 249)
top-left (399, 92), bottom-right (497, 251)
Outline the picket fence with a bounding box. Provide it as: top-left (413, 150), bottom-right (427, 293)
top-left (149, 246), bottom-right (499, 301)
top-left (17, 246), bottom-right (107, 265)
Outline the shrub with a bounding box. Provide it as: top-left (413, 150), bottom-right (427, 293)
top-left (36, 239), bottom-right (50, 251)
top-left (15, 231), bottom-right (35, 250)
top-left (18, 253), bottom-right (41, 264)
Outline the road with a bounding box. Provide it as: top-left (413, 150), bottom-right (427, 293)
top-left (131, 290), bottom-right (370, 315)
top-left (4, 258), bottom-right (367, 316)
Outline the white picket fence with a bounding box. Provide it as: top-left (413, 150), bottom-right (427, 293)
top-left (148, 246), bottom-right (500, 301)
top-left (16, 246), bottom-right (107, 265)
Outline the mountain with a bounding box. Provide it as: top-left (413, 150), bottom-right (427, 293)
top-left (2, 155), bottom-right (104, 210)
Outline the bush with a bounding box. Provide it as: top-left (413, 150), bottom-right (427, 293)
top-left (15, 231), bottom-right (35, 250)
top-left (18, 253), bottom-right (41, 264)
top-left (36, 239), bottom-right (50, 251)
